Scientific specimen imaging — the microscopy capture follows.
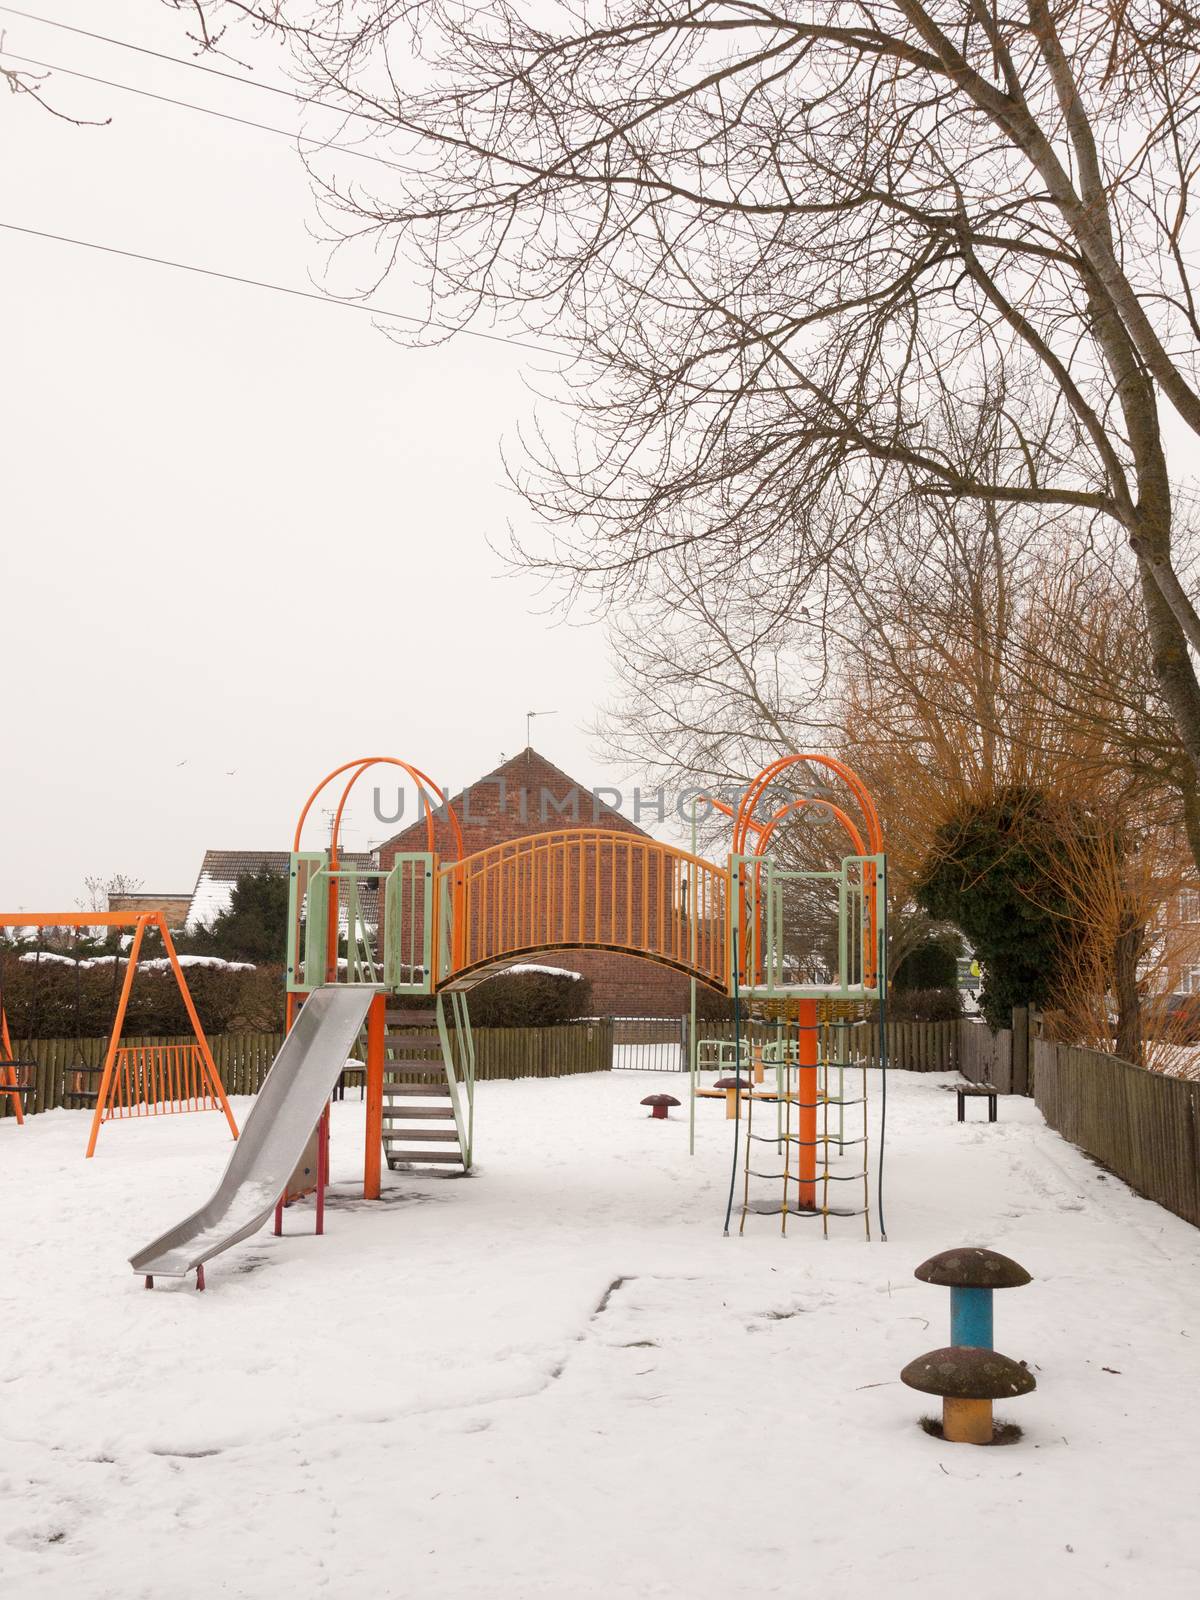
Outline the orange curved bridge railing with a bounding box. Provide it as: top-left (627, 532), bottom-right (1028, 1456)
top-left (437, 830), bottom-right (729, 990)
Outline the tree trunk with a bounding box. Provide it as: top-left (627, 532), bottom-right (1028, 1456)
top-left (1180, 770), bottom-right (1200, 881)
top-left (1113, 909), bottom-right (1144, 1067)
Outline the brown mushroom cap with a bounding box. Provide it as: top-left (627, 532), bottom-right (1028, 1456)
top-left (914, 1248), bottom-right (1032, 1290)
top-left (901, 1346), bottom-right (1036, 1400)
top-left (712, 1076), bottom-right (745, 1089)
top-left (641, 1094), bottom-right (681, 1107)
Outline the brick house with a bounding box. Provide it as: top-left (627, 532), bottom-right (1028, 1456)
top-left (1158, 886), bottom-right (1200, 996)
top-left (107, 892), bottom-right (192, 929)
top-left (375, 748), bottom-right (698, 1018)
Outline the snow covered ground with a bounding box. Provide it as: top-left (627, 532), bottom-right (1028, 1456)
top-left (2, 1069), bottom-right (1198, 1599)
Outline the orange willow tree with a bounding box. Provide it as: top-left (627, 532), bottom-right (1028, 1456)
top-left (1043, 814), bottom-right (1200, 1074)
top-left (838, 533), bottom-right (1195, 1064)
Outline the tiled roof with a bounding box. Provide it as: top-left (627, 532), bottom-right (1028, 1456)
top-left (186, 848), bottom-right (377, 931)
top-left (377, 745), bottom-right (646, 856)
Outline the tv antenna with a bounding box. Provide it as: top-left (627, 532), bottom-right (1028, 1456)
top-left (525, 708), bottom-right (558, 747)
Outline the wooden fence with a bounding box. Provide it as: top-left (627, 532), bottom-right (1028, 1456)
top-left (870, 1021), bottom-right (959, 1072)
top-left (1, 1021), bottom-right (613, 1118)
top-left (1034, 1039), bottom-right (1200, 1229)
top-left (699, 1016), bottom-right (960, 1071)
top-left (0, 1032), bottom-right (285, 1118)
top-left (477, 1020), bottom-right (612, 1080)
top-left (957, 1020), bottom-right (1014, 1092)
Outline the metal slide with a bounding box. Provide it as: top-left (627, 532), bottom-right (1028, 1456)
top-left (129, 985), bottom-right (377, 1282)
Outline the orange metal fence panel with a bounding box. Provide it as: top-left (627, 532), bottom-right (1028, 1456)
top-left (438, 830), bottom-right (728, 989)
top-left (102, 1044), bottom-right (219, 1121)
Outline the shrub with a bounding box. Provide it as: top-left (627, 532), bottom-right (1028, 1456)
top-left (466, 968), bottom-right (594, 1026)
top-left (184, 871), bottom-right (290, 964)
top-left (893, 933), bottom-right (961, 992)
top-left (916, 788), bottom-right (1096, 1031)
top-left (887, 986), bottom-right (963, 1022)
top-left (0, 954), bottom-right (285, 1037)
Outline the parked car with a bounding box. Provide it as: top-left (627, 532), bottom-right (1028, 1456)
top-left (1160, 993), bottom-right (1200, 1044)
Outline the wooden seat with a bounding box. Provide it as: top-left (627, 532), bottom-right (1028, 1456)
top-left (956, 1082), bottom-right (998, 1123)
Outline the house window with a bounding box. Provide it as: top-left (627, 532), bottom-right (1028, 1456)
top-left (1181, 889), bottom-right (1200, 923)
top-left (1181, 965), bottom-right (1200, 996)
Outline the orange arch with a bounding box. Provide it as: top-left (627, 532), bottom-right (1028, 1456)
top-left (756, 796), bottom-right (867, 857)
top-left (733, 754), bottom-right (882, 857)
top-left (293, 756), bottom-right (465, 862)
top-left (733, 756), bottom-right (882, 990)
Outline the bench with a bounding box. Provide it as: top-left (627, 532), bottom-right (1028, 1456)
top-left (956, 1082), bottom-right (998, 1123)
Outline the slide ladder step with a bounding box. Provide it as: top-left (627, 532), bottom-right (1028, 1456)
top-left (381, 1127), bottom-right (460, 1142)
top-left (385, 1149), bottom-right (465, 1165)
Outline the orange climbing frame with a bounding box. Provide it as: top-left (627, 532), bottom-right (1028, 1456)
top-left (289, 756), bottom-right (463, 1028)
top-left (289, 753), bottom-right (885, 1205)
top-left (730, 755), bottom-right (882, 992)
top-left (288, 753), bottom-right (882, 999)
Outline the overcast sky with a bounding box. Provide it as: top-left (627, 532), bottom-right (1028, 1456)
top-left (1, 1), bottom-right (629, 911)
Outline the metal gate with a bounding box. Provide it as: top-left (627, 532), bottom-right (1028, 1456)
top-left (611, 1016), bottom-right (685, 1072)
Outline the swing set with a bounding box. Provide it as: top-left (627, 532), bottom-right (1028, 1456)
top-left (0, 911), bottom-right (238, 1156)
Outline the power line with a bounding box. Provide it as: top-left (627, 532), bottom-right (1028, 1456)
top-left (0, 46), bottom-right (406, 170)
top-left (0, 218), bottom-right (573, 359)
top-left (3, 9), bottom-right (772, 259)
top-left (0, 8), bottom-right (769, 355)
top-left (0, 4), bottom-right (386, 123)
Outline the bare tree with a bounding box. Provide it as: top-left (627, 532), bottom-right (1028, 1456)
top-left (1, 31), bottom-right (111, 125)
top-left (174, 1), bottom-right (1200, 786)
top-left (77, 874), bottom-right (145, 916)
top-left (593, 476), bottom-right (1200, 1034)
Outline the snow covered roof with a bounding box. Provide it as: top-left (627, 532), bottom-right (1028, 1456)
top-left (186, 848), bottom-right (376, 931)
top-left (186, 851), bottom-right (294, 932)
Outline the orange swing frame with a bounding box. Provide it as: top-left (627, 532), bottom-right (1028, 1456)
top-left (0, 911), bottom-right (238, 1155)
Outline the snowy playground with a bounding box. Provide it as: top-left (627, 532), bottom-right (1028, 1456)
top-left (3, 1066), bottom-right (1198, 1600)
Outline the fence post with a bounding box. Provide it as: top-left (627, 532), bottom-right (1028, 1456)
top-left (1011, 1006), bottom-right (1030, 1096)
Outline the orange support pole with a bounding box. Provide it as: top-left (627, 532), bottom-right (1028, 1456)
top-left (797, 998), bottom-right (819, 1210)
top-left (1, 1005), bottom-right (25, 1125)
top-left (86, 916), bottom-right (147, 1158)
top-left (159, 918), bottom-right (238, 1141)
top-left (364, 992), bottom-right (385, 1200)
top-left (86, 915), bottom-right (239, 1157)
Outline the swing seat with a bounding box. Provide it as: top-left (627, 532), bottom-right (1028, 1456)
top-left (65, 1061), bottom-right (101, 1103)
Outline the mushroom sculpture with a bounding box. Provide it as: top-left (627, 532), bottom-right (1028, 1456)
top-left (901, 1346), bottom-right (1035, 1445)
top-left (903, 1247), bottom-right (1036, 1445)
top-left (914, 1247), bottom-right (1032, 1349)
top-left (641, 1093), bottom-right (681, 1121)
top-left (712, 1076), bottom-right (745, 1120)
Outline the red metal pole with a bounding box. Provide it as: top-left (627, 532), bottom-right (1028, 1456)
top-left (316, 1104), bottom-right (329, 1235)
top-left (364, 993), bottom-right (385, 1199)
